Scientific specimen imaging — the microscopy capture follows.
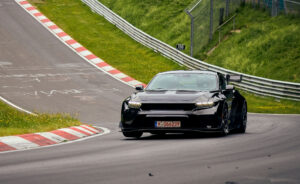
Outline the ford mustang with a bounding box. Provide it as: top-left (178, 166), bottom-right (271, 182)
top-left (120, 70), bottom-right (247, 138)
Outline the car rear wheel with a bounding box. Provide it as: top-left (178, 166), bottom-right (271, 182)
top-left (122, 131), bottom-right (143, 138)
top-left (220, 105), bottom-right (229, 136)
top-left (237, 101), bottom-right (247, 133)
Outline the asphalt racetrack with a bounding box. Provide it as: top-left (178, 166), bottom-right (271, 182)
top-left (0, 1), bottom-right (300, 183)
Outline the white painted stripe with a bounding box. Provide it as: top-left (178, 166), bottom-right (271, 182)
top-left (81, 125), bottom-right (100, 133)
top-left (37, 15), bottom-right (47, 21)
top-left (60, 35), bottom-right (72, 41)
top-left (127, 80), bottom-right (141, 86)
top-left (44, 21), bottom-right (55, 27)
top-left (1, 127), bottom-right (110, 154)
top-left (30, 10), bottom-right (39, 14)
top-left (15, 0), bottom-right (144, 90)
top-left (0, 136), bottom-right (39, 150)
top-left (0, 95), bottom-right (35, 115)
top-left (114, 73), bottom-right (127, 79)
top-left (101, 66), bottom-right (114, 72)
top-left (22, 4), bottom-right (31, 8)
top-left (90, 58), bottom-right (103, 64)
top-left (74, 126), bottom-right (94, 135)
top-left (16, 0), bottom-right (24, 3)
top-left (36, 132), bottom-right (67, 143)
top-left (79, 50), bottom-right (92, 57)
top-left (59, 128), bottom-right (86, 138)
top-left (70, 43), bottom-right (81, 49)
top-left (52, 28), bottom-right (63, 34)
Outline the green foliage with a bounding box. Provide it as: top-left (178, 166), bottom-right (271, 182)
top-left (28, 0), bottom-right (299, 113)
top-left (205, 6), bottom-right (300, 82)
top-left (240, 90), bottom-right (300, 114)
top-left (31, 0), bottom-right (185, 83)
top-left (99, 1), bottom-right (300, 83)
top-left (99, 0), bottom-right (193, 56)
top-left (0, 101), bottom-right (80, 136)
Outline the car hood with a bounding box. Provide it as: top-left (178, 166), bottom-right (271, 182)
top-left (131, 90), bottom-right (216, 103)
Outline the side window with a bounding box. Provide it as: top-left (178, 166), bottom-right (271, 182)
top-left (219, 75), bottom-right (226, 90)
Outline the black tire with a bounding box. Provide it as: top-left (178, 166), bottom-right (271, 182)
top-left (236, 101), bottom-right (247, 133)
top-left (122, 131), bottom-right (143, 138)
top-left (220, 105), bottom-right (230, 136)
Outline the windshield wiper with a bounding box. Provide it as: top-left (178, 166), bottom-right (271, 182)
top-left (176, 90), bottom-right (198, 92)
top-left (146, 88), bottom-right (167, 91)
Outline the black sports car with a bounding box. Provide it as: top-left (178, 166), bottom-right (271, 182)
top-left (120, 70), bottom-right (247, 138)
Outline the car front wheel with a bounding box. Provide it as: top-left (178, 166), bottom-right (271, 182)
top-left (220, 105), bottom-right (229, 136)
top-left (237, 101), bottom-right (247, 133)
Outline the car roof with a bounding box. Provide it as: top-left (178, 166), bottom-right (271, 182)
top-left (157, 70), bottom-right (219, 76)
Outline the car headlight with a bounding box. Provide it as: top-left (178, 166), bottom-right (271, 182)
top-left (195, 100), bottom-right (215, 108)
top-left (128, 101), bottom-right (142, 109)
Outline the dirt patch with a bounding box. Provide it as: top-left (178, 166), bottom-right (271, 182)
top-left (231, 29), bottom-right (241, 33)
top-left (207, 35), bottom-right (229, 56)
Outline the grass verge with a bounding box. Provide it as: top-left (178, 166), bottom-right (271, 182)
top-left (0, 100), bottom-right (80, 136)
top-left (240, 91), bottom-right (300, 114)
top-left (28, 0), bottom-right (299, 114)
top-left (29, 0), bottom-right (185, 84)
top-left (203, 6), bottom-right (300, 83)
top-left (98, 0), bottom-right (194, 56)
top-left (98, 1), bottom-right (300, 83)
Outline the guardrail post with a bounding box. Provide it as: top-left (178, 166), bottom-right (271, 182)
top-left (185, 10), bottom-right (194, 57)
top-left (219, 8), bottom-right (224, 25)
top-left (225, 0), bottom-right (229, 17)
top-left (272, 0), bottom-right (278, 16)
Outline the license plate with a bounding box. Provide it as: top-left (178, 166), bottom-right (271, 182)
top-left (155, 121), bottom-right (181, 128)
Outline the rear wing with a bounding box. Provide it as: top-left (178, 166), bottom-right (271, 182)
top-left (226, 75), bottom-right (242, 82)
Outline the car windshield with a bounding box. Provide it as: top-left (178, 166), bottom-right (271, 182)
top-left (146, 73), bottom-right (218, 91)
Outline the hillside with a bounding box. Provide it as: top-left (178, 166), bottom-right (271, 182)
top-left (99, 0), bottom-right (300, 83)
top-left (205, 7), bottom-right (300, 82)
top-left (99, 0), bottom-right (193, 56)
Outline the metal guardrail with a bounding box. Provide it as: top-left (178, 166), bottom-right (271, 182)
top-left (82, 0), bottom-right (300, 101)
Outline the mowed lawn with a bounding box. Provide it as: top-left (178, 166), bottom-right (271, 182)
top-left (0, 100), bottom-right (80, 136)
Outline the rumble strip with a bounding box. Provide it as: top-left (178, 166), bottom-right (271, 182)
top-left (15, 0), bottom-right (146, 88)
top-left (0, 125), bottom-right (109, 153)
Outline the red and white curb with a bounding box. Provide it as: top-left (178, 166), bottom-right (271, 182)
top-left (15, 0), bottom-right (146, 88)
top-left (0, 125), bottom-right (109, 153)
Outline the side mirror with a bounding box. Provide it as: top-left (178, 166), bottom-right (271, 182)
top-left (226, 85), bottom-right (234, 90)
top-left (228, 75), bottom-right (242, 82)
top-left (135, 85), bottom-right (144, 91)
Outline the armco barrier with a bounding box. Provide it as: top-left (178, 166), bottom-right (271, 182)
top-left (82, 0), bottom-right (300, 101)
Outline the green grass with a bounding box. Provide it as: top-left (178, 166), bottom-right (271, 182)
top-left (240, 91), bottom-right (300, 114)
top-left (0, 100), bottom-right (80, 136)
top-left (29, 0), bottom-right (185, 84)
top-left (204, 6), bottom-right (300, 83)
top-left (98, 1), bottom-right (300, 83)
top-left (99, 0), bottom-right (194, 56)
top-left (28, 0), bottom-right (299, 114)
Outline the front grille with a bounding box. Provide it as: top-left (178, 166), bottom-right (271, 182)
top-left (141, 103), bottom-right (195, 111)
